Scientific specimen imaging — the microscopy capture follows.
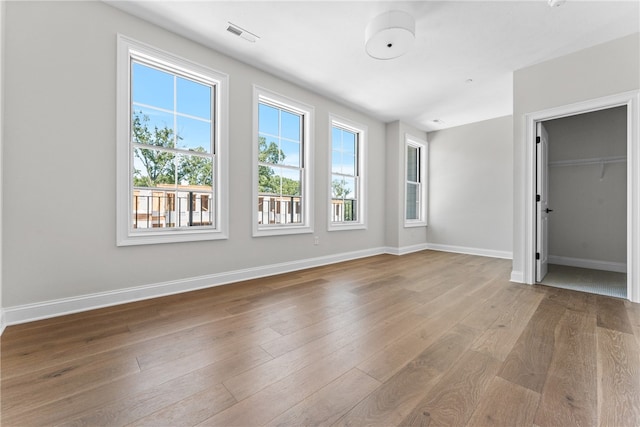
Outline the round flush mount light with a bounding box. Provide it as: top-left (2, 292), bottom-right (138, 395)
top-left (548, 0), bottom-right (567, 7)
top-left (365, 10), bottom-right (415, 60)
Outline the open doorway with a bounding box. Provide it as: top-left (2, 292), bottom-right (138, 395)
top-left (536, 106), bottom-right (627, 298)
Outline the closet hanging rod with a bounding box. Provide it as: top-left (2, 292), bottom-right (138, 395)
top-left (548, 155), bottom-right (627, 167)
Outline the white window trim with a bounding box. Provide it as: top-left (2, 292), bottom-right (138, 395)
top-left (252, 86), bottom-right (314, 237)
top-left (328, 114), bottom-right (367, 231)
top-left (404, 134), bottom-right (428, 227)
top-left (116, 34), bottom-right (229, 246)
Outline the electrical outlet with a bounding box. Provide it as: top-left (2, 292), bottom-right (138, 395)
top-left (314, 236), bottom-right (319, 246)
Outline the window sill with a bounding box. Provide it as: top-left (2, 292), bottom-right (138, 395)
top-left (328, 223), bottom-right (367, 232)
top-left (117, 228), bottom-right (228, 246)
top-left (253, 224), bottom-right (313, 237)
top-left (404, 221), bottom-right (427, 228)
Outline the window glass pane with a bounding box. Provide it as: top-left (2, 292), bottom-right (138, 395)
top-left (407, 146), bottom-right (418, 182)
top-left (343, 199), bottom-right (357, 222)
top-left (280, 140), bottom-right (301, 167)
top-left (132, 62), bottom-right (174, 111)
top-left (176, 116), bottom-right (211, 152)
top-left (406, 182), bottom-right (419, 220)
top-left (132, 108), bottom-right (175, 148)
top-left (259, 135), bottom-right (281, 165)
top-left (133, 148), bottom-right (176, 187)
top-left (177, 153), bottom-right (213, 187)
top-left (281, 110), bottom-right (301, 142)
top-left (342, 130), bottom-right (357, 156)
top-left (342, 154), bottom-right (356, 176)
top-left (279, 167), bottom-right (301, 196)
top-left (332, 127), bottom-right (342, 151)
top-left (332, 175), bottom-right (356, 199)
top-left (331, 150), bottom-right (343, 175)
top-left (177, 77), bottom-right (211, 119)
top-left (132, 190), bottom-right (177, 229)
top-left (259, 103), bottom-right (279, 136)
top-left (258, 165), bottom-right (277, 195)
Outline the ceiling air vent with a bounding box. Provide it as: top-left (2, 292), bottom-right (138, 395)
top-left (226, 22), bottom-right (259, 43)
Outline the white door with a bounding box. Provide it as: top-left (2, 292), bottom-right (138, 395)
top-left (536, 122), bottom-right (550, 282)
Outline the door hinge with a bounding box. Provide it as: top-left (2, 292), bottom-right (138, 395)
top-left (536, 252), bottom-right (540, 260)
top-left (536, 136), bottom-right (541, 144)
top-left (536, 194), bottom-right (541, 202)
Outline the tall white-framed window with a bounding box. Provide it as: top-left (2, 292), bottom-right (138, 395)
top-left (117, 35), bottom-right (229, 246)
top-left (405, 135), bottom-right (428, 227)
top-left (253, 86), bottom-right (314, 237)
top-left (329, 115), bottom-right (367, 231)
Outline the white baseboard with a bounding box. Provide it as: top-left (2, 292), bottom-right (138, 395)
top-left (385, 243), bottom-right (430, 256)
top-left (1, 243), bottom-right (519, 329)
top-left (0, 309), bottom-right (6, 336)
top-left (548, 255), bottom-right (627, 273)
top-left (3, 247), bottom-right (387, 327)
top-left (426, 243), bottom-right (513, 260)
top-left (510, 270), bottom-right (525, 283)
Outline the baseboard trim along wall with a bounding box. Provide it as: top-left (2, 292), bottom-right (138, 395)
top-left (4, 247), bottom-right (387, 327)
top-left (0, 309), bottom-right (6, 336)
top-left (385, 243), bottom-right (431, 256)
top-left (548, 255), bottom-right (627, 273)
top-left (510, 270), bottom-right (525, 283)
top-left (426, 243), bottom-right (513, 260)
top-left (2, 243), bottom-right (514, 328)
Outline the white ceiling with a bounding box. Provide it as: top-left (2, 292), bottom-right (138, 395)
top-left (106, 0), bottom-right (640, 131)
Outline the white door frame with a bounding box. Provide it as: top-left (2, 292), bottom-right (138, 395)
top-left (520, 90), bottom-right (640, 303)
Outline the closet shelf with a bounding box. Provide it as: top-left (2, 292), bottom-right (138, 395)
top-left (549, 155), bottom-right (627, 167)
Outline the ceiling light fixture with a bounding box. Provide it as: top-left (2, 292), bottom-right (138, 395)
top-left (226, 22), bottom-right (260, 43)
top-left (548, 0), bottom-right (567, 7)
top-left (365, 10), bottom-right (415, 60)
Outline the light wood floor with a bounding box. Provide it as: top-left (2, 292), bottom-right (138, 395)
top-left (2, 251), bottom-right (640, 426)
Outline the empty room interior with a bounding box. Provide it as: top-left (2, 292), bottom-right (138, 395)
top-left (1, 1), bottom-right (640, 426)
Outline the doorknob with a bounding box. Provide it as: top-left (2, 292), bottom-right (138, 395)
top-left (545, 208), bottom-right (553, 213)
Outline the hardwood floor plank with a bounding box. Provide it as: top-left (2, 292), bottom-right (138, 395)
top-left (1, 350), bottom-right (140, 414)
top-left (45, 346), bottom-right (272, 427)
top-left (596, 326), bottom-right (640, 427)
top-left (399, 350), bottom-right (501, 426)
top-left (471, 287), bottom-right (545, 361)
top-left (497, 295), bottom-right (566, 393)
top-left (534, 307), bottom-right (598, 426)
top-left (224, 306), bottom-right (417, 408)
top-left (333, 324), bottom-right (478, 426)
top-left (265, 368), bottom-right (380, 427)
top-left (358, 280), bottom-right (510, 383)
top-left (465, 376), bottom-right (540, 427)
top-left (201, 311), bottom-right (425, 426)
top-left (128, 382), bottom-right (237, 426)
top-left (2, 252), bottom-right (638, 427)
top-left (596, 295), bottom-right (634, 334)
top-left (2, 340), bottom-right (273, 425)
top-left (625, 299), bottom-right (640, 346)
top-left (459, 284), bottom-right (523, 330)
top-left (357, 314), bottom-right (454, 383)
top-left (259, 288), bottom-right (419, 359)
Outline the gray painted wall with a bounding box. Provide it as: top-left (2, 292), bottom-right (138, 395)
top-left (545, 106), bottom-right (627, 264)
top-left (2, 1), bottom-right (388, 307)
top-left (427, 116), bottom-right (513, 255)
top-left (385, 121), bottom-right (428, 251)
top-left (513, 33), bottom-right (640, 278)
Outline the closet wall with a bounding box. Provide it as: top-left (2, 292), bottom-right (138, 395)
top-left (544, 106), bottom-right (627, 270)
